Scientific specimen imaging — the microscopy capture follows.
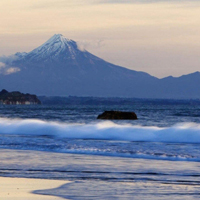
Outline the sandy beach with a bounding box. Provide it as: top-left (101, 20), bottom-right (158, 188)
top-left (1, 148), bottom-right (200, 199)
top-left (0, 177), bottom-right (69, 200)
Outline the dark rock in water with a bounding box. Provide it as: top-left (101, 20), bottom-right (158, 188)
top-left (97, 111), bottom-right (137, 120)
top-left (0, 89), bottom-right (41, 105)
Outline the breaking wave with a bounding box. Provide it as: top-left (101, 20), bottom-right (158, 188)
top-left (0, 117), bottom-right (200, 144)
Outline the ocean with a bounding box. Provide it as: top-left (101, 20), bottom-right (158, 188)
top-left (0, 100), bottom-right (200, 199)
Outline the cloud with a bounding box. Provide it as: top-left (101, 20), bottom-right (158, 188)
top-left (0, 54), bottom-right (19, 65)
top-left (0, 62), bottom-right (6, 69)
top-left (0, 62), bottom-right (20, 75)
top-left (94, 0), bottom-right (200, 4)
top-left (95, 0), bottom-right (140, 4)
top-left (78, 39), bottom-right (105, 51)
top-left (30, 0), bottom-right (192, 10)
top-left (4, 67), bottom-right (21, 75)
top-left (29, 0), bottom-right (199, 10)
top-left (29, 0), bottom-right (88, 9)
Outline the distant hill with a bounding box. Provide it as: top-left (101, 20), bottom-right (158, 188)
top-left (38, 96), bottom-right (200, 105)
top-left (0, 34), bottom-right (199, 99)
top-left (0, 89), bottom-right (41, 105)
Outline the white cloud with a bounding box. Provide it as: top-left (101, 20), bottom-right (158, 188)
top-left (0, 62), bottom-right (20, 75)
top-left (0, 55), bottom-right (19, 65)
top-left (4, 67), bottom-right (21, 75)
top-left (0, 62), bottom-right (6, 69)
top-left (77, 39), bottom-right (105, 51)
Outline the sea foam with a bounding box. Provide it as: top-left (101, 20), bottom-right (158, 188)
top-left (0, 118), bottom-right (200, 144)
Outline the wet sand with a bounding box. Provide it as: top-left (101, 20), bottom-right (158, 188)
top-left (0, 177), bottom-right (69, 200)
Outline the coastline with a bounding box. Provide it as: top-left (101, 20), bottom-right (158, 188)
top-left (0, 177), bottom-right (70, 200)
top-left (1, 149), bottom-right (200, 199)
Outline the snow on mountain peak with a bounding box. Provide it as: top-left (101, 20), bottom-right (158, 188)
top-left (45, 34), bottom-right (73, 45)
top-left (26, 34), bottom-right (79, 62)
top-left (2, 34), bottom-right (88, 64)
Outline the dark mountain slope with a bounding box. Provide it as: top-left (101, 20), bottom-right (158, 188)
top-left (0, 34), bottom-right (199, 99)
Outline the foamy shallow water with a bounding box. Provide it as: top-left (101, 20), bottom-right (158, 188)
top-left (0, 117), bottom-right (200, 162)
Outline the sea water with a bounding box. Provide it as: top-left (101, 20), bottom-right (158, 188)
top-left (0, 101), bottom-right (200, 199)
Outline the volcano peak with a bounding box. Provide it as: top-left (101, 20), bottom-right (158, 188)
top-left (24, 34), bottom-right (79, 62)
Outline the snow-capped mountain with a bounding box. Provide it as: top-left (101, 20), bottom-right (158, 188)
top-left (0, 34), bottom-right (200, 99)
top-left (23, 34), bottom-right (80, 62)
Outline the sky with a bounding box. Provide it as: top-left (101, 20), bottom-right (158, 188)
top-left (0, 0), bottom-right (200, 78)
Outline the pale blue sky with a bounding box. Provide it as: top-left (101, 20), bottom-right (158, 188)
top-left (0, 0), bottom-right (200, 77)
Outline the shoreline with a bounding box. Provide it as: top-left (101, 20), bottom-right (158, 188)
top-left (0, 177), bottom-right (70, 200)
top-left (0, 149), bottom-right (200, 199)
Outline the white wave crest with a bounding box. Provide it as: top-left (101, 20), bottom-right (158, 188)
top-left (0, 118), bottom-right (200, 143)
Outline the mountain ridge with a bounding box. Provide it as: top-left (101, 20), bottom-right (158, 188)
top-left (0, 34), bottom-right (199, 99)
